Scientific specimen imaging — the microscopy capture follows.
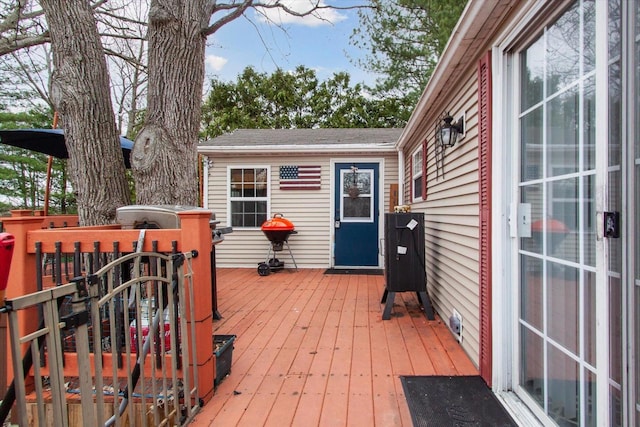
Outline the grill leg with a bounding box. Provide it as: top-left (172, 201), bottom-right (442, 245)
top-left (265, 244), bottom-right (273, 263)
top-left (284, 241), bottom-right (297, 270)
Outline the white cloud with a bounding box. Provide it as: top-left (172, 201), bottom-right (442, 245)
top-left (205, 54), bottom-right (228, 71)
top-left (255, 0), bottom-right (347, 27)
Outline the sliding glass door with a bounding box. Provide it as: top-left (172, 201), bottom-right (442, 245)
top-left (514, 1), bottom-right (638, 425)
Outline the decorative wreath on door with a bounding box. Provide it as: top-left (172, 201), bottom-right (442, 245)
top-left (348, 165), bottom-right (360, 198)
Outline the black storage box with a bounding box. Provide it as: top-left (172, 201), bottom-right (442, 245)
top-left (213, 334), bottom-right (236, 386)
top-left (384, 213), bottom-right (426, 292)
top-left (381, 212), bottom-right (434, 320)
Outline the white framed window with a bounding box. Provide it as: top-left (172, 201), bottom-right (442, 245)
top-left (340, 168), bottom-right (374, 222)
top-left (412, 147), bottom-right (423, 201)
top-left (227, 166), bottom-right (270, 228)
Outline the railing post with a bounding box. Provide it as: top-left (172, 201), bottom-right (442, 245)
top-left (178, 210), bottom-right (215, 403)
top-left (1, 210), bottom-right (45, 395)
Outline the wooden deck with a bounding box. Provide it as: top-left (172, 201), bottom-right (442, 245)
top-left (192, 268), bottom-right (478, 426)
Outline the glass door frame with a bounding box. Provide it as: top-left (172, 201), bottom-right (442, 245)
top-left (494, 1), bottom-right (617, 425)
top-left (621, 1), bottom-right (638, 425)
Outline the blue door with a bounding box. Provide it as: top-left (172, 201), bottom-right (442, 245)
top-left (334, 162), bottom-right (379, 267)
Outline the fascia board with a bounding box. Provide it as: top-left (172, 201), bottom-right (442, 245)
top-left (197, 144), bottom-right (397, 155)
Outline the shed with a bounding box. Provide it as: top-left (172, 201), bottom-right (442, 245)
top-left (198, 128), bottom-right (402, 270)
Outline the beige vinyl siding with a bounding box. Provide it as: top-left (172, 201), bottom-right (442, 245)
top-left (382, 153), bottom-right (399, 213)
top-left (207, 152), bottom-right (397, 269)
top-left (405, 67), bottom-right (481, 366)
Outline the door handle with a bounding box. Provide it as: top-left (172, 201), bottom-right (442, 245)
top-left (604, 211), bottom-right (620, 238)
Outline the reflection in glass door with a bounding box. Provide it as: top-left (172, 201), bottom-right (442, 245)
top-left (517, 1), bottom-right (597, 425)
top-left (515, 0), bottom-right (638, 425)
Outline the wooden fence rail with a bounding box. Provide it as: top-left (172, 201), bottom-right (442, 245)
top-left (0, 209), bottom-right (217, 426)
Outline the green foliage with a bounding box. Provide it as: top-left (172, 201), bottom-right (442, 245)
top-left (0, 109), bottom-right (51, 129)
top-left (201, 65), bottom-right (411, 138)
top-left (0, 108), bottom-right (77, 214)
top-left (351, 0), bottom-right (467, 105)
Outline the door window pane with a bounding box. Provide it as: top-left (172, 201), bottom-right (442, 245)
top-left (521, 326), bottom-right (545, 406)
top-left (584, 77), bottom-right (595, 170)
top-left (584, 369), bottom-right (597, 426)
top-left (521, 255), bottom-right (543, 331)
top-left (521, 38), bottom-right (545, 111)
top-left (547, 86), bottom-right (579, 177)
top-left (522, 183), bottom-right (543, 254)
top-left (521, 107), bottom-right (544, 181)
top-left (343, 197), bottom-right (371, 218)
top-left (341, 170), bottom-right (373, 221)
top-left (547, 343), bottom-right (580, 425)
top-left (583, 0), bottom-right (596, 74)
top-left (547, 264), bottom-right (579, 353)
top-left (583, 175), bottom-right (596, 266)
top-left (546, 2), bottom-right (581, 95)
top-left (584, 271), bottom-right (596, 366)
top-left (609, 275), bottom-right (622, 384)
top-left (548, 177), bottom-right (578, 263)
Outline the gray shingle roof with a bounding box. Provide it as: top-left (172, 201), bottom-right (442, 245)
top-left (200, 128), bottom-right (403, 148)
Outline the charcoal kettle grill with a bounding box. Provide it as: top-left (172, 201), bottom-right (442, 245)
top-left (258, 213), bottom-right (298, 276)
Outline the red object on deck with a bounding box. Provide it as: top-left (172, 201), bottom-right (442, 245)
top-left (257, 214), bottom-right (298, 276)
top-left (261, 213), bottom-right (295, 243)
top-left (0, 233), bottom-right (15, 302)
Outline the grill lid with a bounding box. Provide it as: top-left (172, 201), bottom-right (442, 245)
top-left (261, 213), bottom-right (294, 231)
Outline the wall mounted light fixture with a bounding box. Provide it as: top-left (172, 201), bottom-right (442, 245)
top-left (436, 113), bottom-right (465, 148)
top-left (434, 112), bottom-right (465, 180)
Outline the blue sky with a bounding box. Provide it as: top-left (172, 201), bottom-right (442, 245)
top-left (204, 1), bottom-right (379, 89)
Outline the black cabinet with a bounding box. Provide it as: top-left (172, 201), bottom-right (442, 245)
top-left (382, 213), bottom-right (434, 320)
top-left (384, 213), bottom-right (426, 292)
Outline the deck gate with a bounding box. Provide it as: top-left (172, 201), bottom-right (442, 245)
top-left (2, 250), bottom-right (200, 426)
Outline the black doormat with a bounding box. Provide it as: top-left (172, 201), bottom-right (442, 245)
top-left (324, 268), bottom-right (383, 275)
top-left (400, 375), bottom-right (517, 427)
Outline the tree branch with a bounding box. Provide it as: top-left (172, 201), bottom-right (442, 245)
top-left (0, 0), bottom-right (44, 33)
top-left (205, 1), bottom-right (369, 36)
top-left (205, 0), bottom-right (252, 36)
top-left (0, 32), bottom-right (49, 56)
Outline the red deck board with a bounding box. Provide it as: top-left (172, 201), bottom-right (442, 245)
top-left (192, 268), bottom-right (479, 426)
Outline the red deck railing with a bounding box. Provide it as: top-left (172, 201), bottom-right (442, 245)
top-left (0, 209), bottom-right (217, 404)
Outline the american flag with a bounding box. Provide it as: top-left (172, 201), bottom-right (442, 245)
top-left (279, 165), bottom-right (321, 190)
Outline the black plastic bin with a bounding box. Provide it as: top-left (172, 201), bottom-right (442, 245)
top-left (214, 334), bottom-right (236, 386)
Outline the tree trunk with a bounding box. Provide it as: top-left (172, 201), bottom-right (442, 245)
top-left (132, 1), bottom-right (208, 206)
top-left (40, 0), bottom-right (130, 225)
